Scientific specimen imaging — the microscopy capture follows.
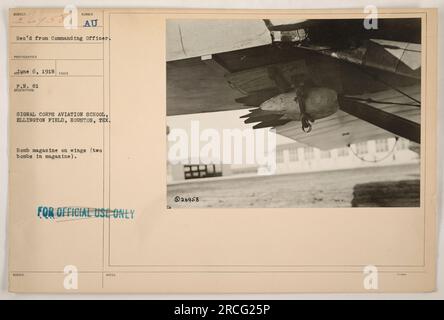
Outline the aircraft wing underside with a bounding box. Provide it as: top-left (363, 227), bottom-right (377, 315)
top-left (167, 19), bottom-right (421, 149)
top-left (276, 86), bottom-right (420, 150)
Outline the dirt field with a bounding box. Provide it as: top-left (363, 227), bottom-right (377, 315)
top-left (167, 164), bottom-right (420, 208)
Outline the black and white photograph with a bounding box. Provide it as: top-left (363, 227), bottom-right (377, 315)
top-left (166, 18), bottom-right (421, 208)
top-left (3, 3), bottom-right (441, 299)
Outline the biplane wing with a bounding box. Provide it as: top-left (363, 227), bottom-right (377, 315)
top-left (167, 18), bottom-right (421, 149)
top-left (276, 86), bottom-right (420, 149)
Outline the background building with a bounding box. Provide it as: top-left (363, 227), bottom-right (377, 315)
top-left (167, 137), bottom-right (419, 184)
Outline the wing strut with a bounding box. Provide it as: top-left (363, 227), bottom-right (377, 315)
top-left (338, 95), bottom-right (420, 144)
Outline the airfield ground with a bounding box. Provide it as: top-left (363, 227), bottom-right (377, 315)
top-left (167, 163), bottom-right (420, 208)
